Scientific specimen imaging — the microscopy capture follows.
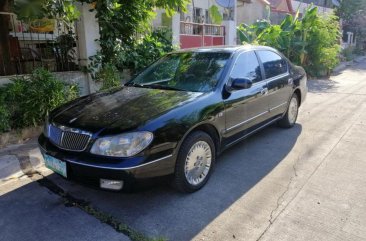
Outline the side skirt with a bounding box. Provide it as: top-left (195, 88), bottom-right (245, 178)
top-left (223, 116), bottom-right (282, 148)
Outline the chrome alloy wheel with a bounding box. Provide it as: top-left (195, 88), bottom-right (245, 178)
top-left (288, 96), bottom-right (298, 124)
top-left (184, 141), bottom-right (212, 186)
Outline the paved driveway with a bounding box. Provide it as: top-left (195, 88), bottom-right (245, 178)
top-left (1, 60), bottom-right (366, 241)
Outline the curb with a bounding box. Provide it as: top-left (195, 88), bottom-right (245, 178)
top-left (0, 155), bottom-right (24, 181)
top-left (0, 126), bottom-right (42, 149)
top-left (333, 55), bottom-right (366, 73)
top-left (333, 61), bottom-right (351, 73)
top-left (0, 139), bottom-right (47, 183)
top-left (354, 56), bottom-right (366, 63)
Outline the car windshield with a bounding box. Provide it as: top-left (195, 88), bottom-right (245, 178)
top-left (127, 52), bottom-right (231, 92)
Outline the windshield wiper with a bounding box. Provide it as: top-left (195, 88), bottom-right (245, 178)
top-left (125, 83), bottom-right (145, 88)
top-left (143, 84), bottom-right (187, 91)
top-left (126, 82), bottom-right (187, 91)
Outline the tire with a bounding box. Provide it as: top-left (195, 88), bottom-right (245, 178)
top-left (173, 131), bottom-right (216, 193)
top-left (278, 94), bottom-right (299, 128)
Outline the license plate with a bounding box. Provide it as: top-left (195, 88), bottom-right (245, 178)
top-left (43, 154), bottom-right (67, 178)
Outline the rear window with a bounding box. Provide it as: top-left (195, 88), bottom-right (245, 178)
top-left (257, 50), bottom-right (288, 79)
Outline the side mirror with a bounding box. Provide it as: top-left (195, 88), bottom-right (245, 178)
top-left (227, 78), bottom-right (253, 91)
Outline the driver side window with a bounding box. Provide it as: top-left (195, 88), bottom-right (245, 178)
top-left (230, 51), bottom-right (262, 83)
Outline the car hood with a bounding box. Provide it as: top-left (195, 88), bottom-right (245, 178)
top-left (51, 87), bottom-right (203, 134)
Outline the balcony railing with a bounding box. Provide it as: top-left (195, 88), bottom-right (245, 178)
top-left (180, 21), bottom-right (225, 36)
top-left (0, 12), bottom-right (80, 76)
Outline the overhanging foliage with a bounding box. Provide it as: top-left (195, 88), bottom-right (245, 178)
top-left (238, 7), bottom-right (341, 77)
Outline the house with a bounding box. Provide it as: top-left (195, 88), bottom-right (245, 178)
top-left (237, 0), bottom-right (271, 25)
top-left (268, 0), bottom-right (295, 24)
top-left (153, 0), bottom-right (271, 49)
top-left (153, 1), bottom-right (228, 49)
top-left (291, 0), bottom-right (340, 15)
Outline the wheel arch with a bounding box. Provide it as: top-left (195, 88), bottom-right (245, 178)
top-left (190, 123), bottom-right (221, 154)
top-left (173, 122), bottom-right (222, 161)
top-left (293, 88), bottom-right (302, 106)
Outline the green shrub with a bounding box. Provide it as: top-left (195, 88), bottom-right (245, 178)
top-left (342, 46), bottom-right (355, 61)
top-left (0, 94), bottom-right (10, 132)
top-left (353, 47), bottom-right (366, 56)
top-left (95, 63), bottom-right (121, 90)
top-left (116, 28), bottom-right (175, 72)
top-left (305, 13), bottom-right (341, 76)
top-left (1, 68), bottom-right (79, 130)
top-left (87, 28), bottom-right (174, 89)
top-left (237, 6), bottom-right (341, 77)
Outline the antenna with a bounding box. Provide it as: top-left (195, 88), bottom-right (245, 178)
top-left (215, 0), bottom-right (235, 8)
top-left (215, 0), bottom-right (235, 20)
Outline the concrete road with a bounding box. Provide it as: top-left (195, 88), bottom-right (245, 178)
top-left (1, 60), bottom-right (366, 241)
top-left (0, 176), bottom-right (129, 241)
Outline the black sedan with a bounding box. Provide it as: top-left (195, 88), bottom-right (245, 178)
top-left (39, 45), bottom-right (307, 192)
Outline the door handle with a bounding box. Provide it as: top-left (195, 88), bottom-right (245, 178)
top-left (288, 78), bottom-right (294, 85)
top-left (260, 87), bottom-right (268, 95)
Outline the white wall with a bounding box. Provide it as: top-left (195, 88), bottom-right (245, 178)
top-left (171, 13), bottom-right (181, 47)
top-left (223, 20), bottom-right (237, 45)
top-left (75, 3), bottom-right (101, 94)
top-left (292, 0), bottom-right (334, 15)
top-left (76, 3), bottom-right (100, 67)
top-left (237, 0), bottom-right (269, 25)
top-left (0, 71), bottom-right (90, 96)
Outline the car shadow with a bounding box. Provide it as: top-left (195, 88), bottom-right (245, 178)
top-left (307, 78), bottom-right (339, 93)
top-left (1, 124), bottom-right (301, 240)
top-left (30, 123), bottom-right (302, 240)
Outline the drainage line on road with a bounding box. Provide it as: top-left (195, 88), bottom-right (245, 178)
top-left (33, 173), bottom-right (165, 241)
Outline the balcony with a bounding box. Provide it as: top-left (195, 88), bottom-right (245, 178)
top-left (179, 21), bottom-right (225, 49)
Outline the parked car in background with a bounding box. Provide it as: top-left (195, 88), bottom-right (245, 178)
top-left (39, 45), bottom-right (307, 193)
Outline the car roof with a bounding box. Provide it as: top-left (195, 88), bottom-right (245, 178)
top-left (173, 45), bottom-right (278, 54)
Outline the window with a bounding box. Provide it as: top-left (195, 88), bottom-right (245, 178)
top-left (205, 10), bottom-right (211, 24)
top-left (230, 51), bottom-right (262, 83)
top-left (194, 8), bottom-right (203, 23)
top-left (179, 10), bottom-right (185, 21)
top-left (257, 50), bottom-right (287, 79)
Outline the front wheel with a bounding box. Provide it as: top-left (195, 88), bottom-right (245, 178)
top-left (173, 131), bottom-right (216, 193)
top-left (278, 94), bottom-right (299, 128)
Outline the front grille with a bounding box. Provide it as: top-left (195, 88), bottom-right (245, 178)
top-left (48, 124), bottom-right (92, 151)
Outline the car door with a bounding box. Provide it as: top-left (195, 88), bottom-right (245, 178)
top-left (223, 51), bottom-right (270, 138)
top-left (256, 50), bottom-right (293, 116)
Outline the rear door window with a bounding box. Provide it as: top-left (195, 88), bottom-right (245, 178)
top-left (257, 50), bottom-right (288, 79)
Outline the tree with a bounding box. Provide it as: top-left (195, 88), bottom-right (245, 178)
top-left (336, 0), bottom-right (366, 21)
top-left (336, 0), bottom-right (366, 46)
top-left (237, 7), bottom-right (341, 77)
top-left (82, 0), bottom-right (189, 63)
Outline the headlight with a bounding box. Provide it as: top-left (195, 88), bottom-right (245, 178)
top-left (90, 132), bottom-right (153, 157)
top-left (43, 115), bottom-right (49, 138)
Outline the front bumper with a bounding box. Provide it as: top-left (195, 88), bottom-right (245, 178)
top-left (38, 134), bottom-right (175, 188)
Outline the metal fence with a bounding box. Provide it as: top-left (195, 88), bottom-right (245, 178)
top-left (0, 12), bottom-right (80, 76)
top-left (179, 21), bottom-right (225, 36)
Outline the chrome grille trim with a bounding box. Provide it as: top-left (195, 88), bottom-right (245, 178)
top-left (48, 123), bottom-right (92, 152)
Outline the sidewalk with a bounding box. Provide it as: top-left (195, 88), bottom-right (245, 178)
top-left (333, 55), bottom-right (366, 73)
top-left (0, 138), bottom-right (43, 182)
top-left (0, 139), bottom-right (132, 241)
